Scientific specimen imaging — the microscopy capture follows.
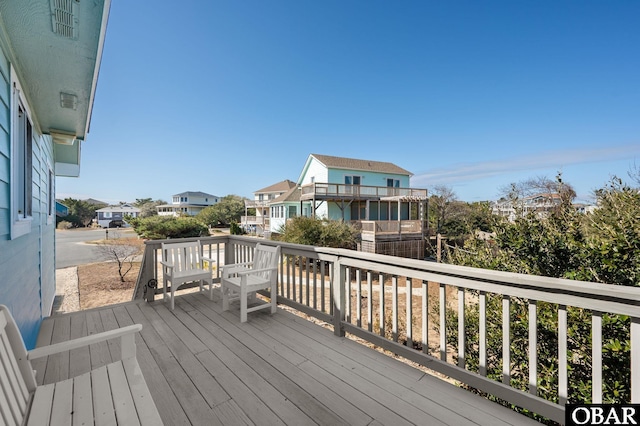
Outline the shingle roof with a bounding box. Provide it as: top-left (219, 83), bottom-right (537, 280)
top-left (255, 179), bottom-right (297, 194)
top-left (271, 186), bottom-right (301, 204)
top-left (173, 191), bottom-right (218, 198)
top-left (310, 154), bottom-right (412, 176)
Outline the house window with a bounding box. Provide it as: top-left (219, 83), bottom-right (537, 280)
top-left (288, 206), bottom-right (297, 218)
top-left (345, 175), bottom-right (361, 185)
top-left (11, 82), bottom-right (33, 239)
top-left (387, 179), bottom-right (400, 187)
top-left (48, 168), bottom-right (54, 219)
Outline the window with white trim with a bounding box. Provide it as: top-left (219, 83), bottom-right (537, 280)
top-left (11, 80), bottom-right (33, 238)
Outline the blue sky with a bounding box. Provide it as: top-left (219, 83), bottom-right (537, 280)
top-left (57, 1), bottom-right (640, 204)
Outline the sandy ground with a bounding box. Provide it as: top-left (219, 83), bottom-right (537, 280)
top-left (53, 262), bottom-right (140, 314)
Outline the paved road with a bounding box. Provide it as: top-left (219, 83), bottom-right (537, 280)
top-left (55, 228), bottom-right (136, 269)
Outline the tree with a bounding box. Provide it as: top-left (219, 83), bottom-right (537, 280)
top-left (276, 216), bottom-right (359, 249)
top-left (60, 198), bottom-right (104, 227)
top-left (133, 198), bottom-right (166, 218)
top-left (127, 216), bottom-right (208, 239)
top-left (197, 195), bottom-right (246, 227)
top-left (446, 175), bottom-right (639, 410)
top-left (428, 185), bottom-right (458, 234)
top-left (499, 173), bottom-right (576, 205)
top-left (95, 231), bottom-right (142, 282)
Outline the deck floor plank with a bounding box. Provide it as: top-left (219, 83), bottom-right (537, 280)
top-left (35, 292), bottom-right (542, 425)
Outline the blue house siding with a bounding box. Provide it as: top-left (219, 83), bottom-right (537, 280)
top-left (0, 41), bottom-right (56, 349)
top-left (0, 42), bottom-right (9, 240)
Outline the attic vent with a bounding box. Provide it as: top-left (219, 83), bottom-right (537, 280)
top-left (50, 0), bottom-right (79, 39)
top-left (60, 92), bottom-right (77, 110)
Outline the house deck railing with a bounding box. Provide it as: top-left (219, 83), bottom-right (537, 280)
top-left (133, 236), bottom-right (640, 424)
top-left (300, 183), bottom-right (427, 200)
top-left (359, 220), bottom-right (423, 235)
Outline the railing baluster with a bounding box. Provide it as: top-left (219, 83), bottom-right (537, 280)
top-left (632, 317), bottom-right (640, 403)
top-left (313, 260), bottom-right (317, 310)
top-left (558, 304), bottom-right (568, 405)
top-left (422, 280), bottom-right (428, 355)
top-left (345, 267), bottom-right (351, 323)
top-left (503, 295), bottom-right (510, 385)
top-left (406, 277), bottom-right (413, 349)
top-left (529, 300), bottom-right (537, 395)
top-left (479, 291), bottom-right (486, 376)
top-left (592, 310), bottom-right (603, 403)
top-left (321, 261), bottom-right (326, 313)
top-left (367, 272), bottom-right (373, 332)
top-left (458, 287), bottom-right (465, 368)
top-left (305, 258), bottom-right (310, 307)
top-left (356, 269), bottom-right (362, 328)
top-left (440, 283), bottom-right (446, 362)
top-left (392, 276), bottom-right (398, 342)
top-left (298, 256), bottom-right (305, 304)
top-left (379, 273), bottom-right (385, 338)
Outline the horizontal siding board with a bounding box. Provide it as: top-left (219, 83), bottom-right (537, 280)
top-left (0, 231), bottom-right (42, 348)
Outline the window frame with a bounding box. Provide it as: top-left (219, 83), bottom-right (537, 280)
top-left (10, 71), bottom-right (34, 239)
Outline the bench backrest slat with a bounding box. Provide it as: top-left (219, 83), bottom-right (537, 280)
top-left (162, 241), bottom-right (204, 273)
top-left (252, 244), bottom-right (279, 280)
top-left (0, 308), bottom-right (35, 425)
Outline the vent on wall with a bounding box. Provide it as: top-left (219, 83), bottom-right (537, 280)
top-left (60, 92), bottom-right (77, 110)
top-left (50, 0), bottom-right (79, 39)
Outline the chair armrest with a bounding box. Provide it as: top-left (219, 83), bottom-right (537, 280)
top-left (28, 324), bottom-right (142, 360)
top-left (220, 261), bottom-right (253, 270)
top-left (236, 266), bottom-right (277, 276)
top-left (221, 262), bottom-right (253, 278)
top-left (159, 260), bottom-right (174, 268)
top-left (202, 257), bottom-right (216, 269)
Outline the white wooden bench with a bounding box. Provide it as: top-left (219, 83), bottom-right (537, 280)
top-left (161, 240), bottom-right (215, 310)
top-left (0, 304), bottom-right (162, 425)
top-left (222, 243), bottom-right (280, 322)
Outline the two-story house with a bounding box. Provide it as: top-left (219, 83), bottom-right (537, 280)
top-left (157, 191), bottom-right (220, 217)
top-left (0, 0), bottom-right (111, 348)
top-left (242, 179), bottom-right (297, 235)
top-left (95, 203), bottom-right (141, 228)
top-left (270, 154), bottom-right (428, 258)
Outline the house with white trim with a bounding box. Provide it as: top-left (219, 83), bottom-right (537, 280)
top-left (0, 0), bottom-right (111, 348)
top-left (269, 154), bottom-right (428, 258)
top-left (242, 179), bottom-right (297, 235)
top-left (95, 203), bottom-right (141, 228)
top-left (157, 191), bottom-right (220, 217)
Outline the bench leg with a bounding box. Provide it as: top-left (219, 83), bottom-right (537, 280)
top-left (270, 283), bottom-right (277, 314)
top-left (240, 285), bottom-right (248, 323)
top-left (222, 283), bottom-right (229, 311)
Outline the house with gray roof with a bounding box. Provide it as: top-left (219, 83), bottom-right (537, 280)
top-left (268, 154), bottom-right (428, 258)
top-left (157, 191), bottom-right (220, 217)
top-left (242, 180), bottom-right (297, 235)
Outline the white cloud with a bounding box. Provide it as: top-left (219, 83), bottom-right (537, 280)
top-left (411, 143), bottom-right (640, 187)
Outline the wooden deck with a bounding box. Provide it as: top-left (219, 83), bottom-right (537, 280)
top-left (35, 291), bottom-right (538, 425)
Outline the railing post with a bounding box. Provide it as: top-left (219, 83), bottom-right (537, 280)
top-left (332, 259), bottom-right (346, 337)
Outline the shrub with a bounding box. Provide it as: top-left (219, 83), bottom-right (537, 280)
top-left (278, 216), bottom-right (359, 249)
top-left (56, 220), bottom-right (72, 230)
top-left (128, 216), bottom-right (209, 239)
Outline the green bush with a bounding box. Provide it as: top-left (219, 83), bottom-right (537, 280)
top-left (277, 216), bottom-right (359, 249)
top-left (127, 216), bottom-right (209, 239)
top-left (445, 177), bottom-right (638, 414)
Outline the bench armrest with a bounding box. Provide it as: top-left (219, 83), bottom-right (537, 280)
top-left (236, 267), bottom-right (277, 276)
top-left (28, 324), bottom-right (142, 360)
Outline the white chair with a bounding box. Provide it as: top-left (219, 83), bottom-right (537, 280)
top-left (221, 243), bottom-right (280, 322)
top-left (0, 305), bottom-right (162, 425)
top-left (161, 240), bottom-right (215, 310)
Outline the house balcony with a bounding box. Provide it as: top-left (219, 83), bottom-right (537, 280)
top-left (36, 235), bottom-right (640, 424)
top-left (300, 183), bottom-right (428, 202)
top-left (357, 220), bottom-right (425, 241)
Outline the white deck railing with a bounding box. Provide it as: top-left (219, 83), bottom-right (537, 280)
top-left (134, 236), bottom-right (640, 424)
